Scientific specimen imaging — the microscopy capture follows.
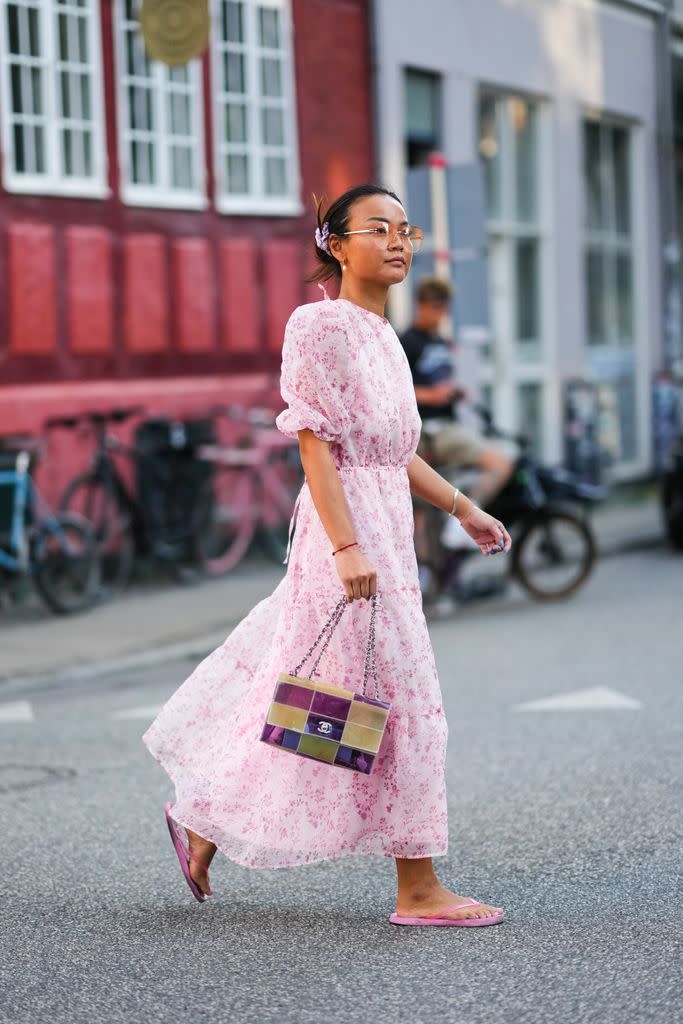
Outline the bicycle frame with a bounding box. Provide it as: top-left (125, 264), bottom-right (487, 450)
top-left (0, 452), bottom-right (75, 573)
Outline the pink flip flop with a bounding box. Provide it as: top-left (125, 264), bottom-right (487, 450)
top-left (389, 897), bottom-right (504, 927)
top-left (164, 802), bottom-right (213, 904)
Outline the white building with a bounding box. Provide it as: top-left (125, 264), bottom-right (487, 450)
top-left (373, 0), bottom-right (666, 478)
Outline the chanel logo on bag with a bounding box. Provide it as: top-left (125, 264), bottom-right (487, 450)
top-left (317, 721), bottom-right (332, 734)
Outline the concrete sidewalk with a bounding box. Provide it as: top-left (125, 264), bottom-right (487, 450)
top-left (0, 487), bottom-right (667, 689)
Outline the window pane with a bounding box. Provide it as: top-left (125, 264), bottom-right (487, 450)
top-left (515, 238), bottom-right (539, 342)
top-left (225, 103), bottom-right (247, 142)
top-left (33, 123), bottom-right (45, 172)
top-left (82, 129), bottom-right (92, 176)
top-left (57, 13), bottom-right (69, 61)
top-left (222, 1), bottom-right (244, 43)
top-left (264, 155), bottom-right (286, 195)
top-left (584, 121), bottom-right (603, 229)
top-left (62, 127), bottom-right (73, 174)
top-left (226, 152), bottom-right (249, 193)
top-left (60, 70), bottom-right (71, 117)
top-left (479, 93), bottom-right (502, 219)
top-left (79, 71), bottom-right (91, 120)
top-left (62, 127), bottom-right (86, 177)
top-left (171, 146), bottom-right (193, 189)
top-left (13, 123), bottom-right (26, 171)
top-left (261, 106), bottom-right (283, 145)
top-left (225, 52), bottom-right (245, 93)
top-left (10, 64), bottom-right (22, 113)
top-left (260, 57), bottom-right (282, 97)
top-left (77, 14), bottom-right (88, 62)
top-left (615, 252), bottom-right (633, 345)
top-left (512, 98), bottom-right (537, 223)
top-left (517, 383), bottom-right (543, 458)
top-left (126, 29), bottom-right (147, 76)
top-left (168, 92), bottom-right (190, 136)
top-left (405, 69), bottom-right (440, 137)
top-left (132, 139), bottom-right (154, 184)
top-left (169, 64), bottom-right (190, 86)
top-left (129, 85), bottom-right (153, 131)
top-left (7, 5), bottom-right (20, 54)
top-left (30, 65), bottom-right (42, 114)
top-left (586, 248), bottom-right (605, 345)
top-left (27, 5), bottom-right (41, 57)
top-left (258, 6), bottom-right (280, 48)
top-left (612, 126), bottom-right (631, 236)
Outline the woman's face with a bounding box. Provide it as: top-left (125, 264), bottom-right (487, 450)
top-left (329, 194), bottom-right (413, 286)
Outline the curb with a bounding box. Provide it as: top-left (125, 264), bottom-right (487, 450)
top-left (0, 627), bottom-right (231, 697)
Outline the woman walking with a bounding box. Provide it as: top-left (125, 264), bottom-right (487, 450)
top-left (143, 183), bottom-right (511, 927)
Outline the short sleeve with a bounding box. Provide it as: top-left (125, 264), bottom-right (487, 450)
top-left (275, 304), bottom-right (357, 444)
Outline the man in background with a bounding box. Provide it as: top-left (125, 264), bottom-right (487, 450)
top-left (400, 276), bottom-right (514, 509)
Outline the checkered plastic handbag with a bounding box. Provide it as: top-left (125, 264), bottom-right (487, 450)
top-left (260, 592), bottom-right (390, 775)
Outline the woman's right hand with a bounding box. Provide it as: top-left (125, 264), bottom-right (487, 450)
top-left (334, 546), bottom-right (377, 602)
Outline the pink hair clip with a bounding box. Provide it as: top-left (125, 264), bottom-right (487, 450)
top-left (315, 221), bottom-right (330, 253)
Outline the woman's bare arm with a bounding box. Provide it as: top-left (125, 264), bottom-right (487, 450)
top-left (406, 452), bottom-right (475, 521)
top-left (299, 429), bottom-right (356, 548)
top-left (406, 452), bottom-right (511, 554)
top-left (298, 429), bottom-right (377, 601)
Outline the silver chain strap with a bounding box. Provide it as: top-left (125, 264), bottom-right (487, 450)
top-left (291, 593), bottom-right (380, 700)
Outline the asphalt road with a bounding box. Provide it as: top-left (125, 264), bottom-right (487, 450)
top-left (1, 546), bottom-right (681, 1024)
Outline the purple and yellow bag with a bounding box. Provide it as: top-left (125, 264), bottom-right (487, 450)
top-left (260, 594), bottom-right (390, 775)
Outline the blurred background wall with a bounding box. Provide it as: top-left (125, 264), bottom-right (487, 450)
top-left (374, 0), bottom-right (679, 479)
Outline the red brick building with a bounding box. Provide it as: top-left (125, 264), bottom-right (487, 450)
top-left (0, 0), bottom-right (374, 485)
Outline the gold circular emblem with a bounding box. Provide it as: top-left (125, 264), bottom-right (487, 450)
top-left (139, 0), bottom-right (210, 68)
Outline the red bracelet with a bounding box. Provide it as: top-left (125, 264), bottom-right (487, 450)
top-left (332, 541), bottom-right (358, 556)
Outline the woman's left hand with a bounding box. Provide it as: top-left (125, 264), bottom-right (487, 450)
top-left (458, 505), bottom-right (512, 556)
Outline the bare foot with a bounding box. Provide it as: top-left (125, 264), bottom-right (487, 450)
top-left (396, 882), bottom-right (503, 922)
top-left (185, 827), bottom-right (217, 896)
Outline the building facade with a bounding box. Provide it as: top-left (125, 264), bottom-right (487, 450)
top-left (373, 0), bottom-right (665, 478)
top-left (0, 0), bottom-right (374, 479)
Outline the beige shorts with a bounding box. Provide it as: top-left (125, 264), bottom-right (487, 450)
top-left (418, 421), bottom-right (489, 467)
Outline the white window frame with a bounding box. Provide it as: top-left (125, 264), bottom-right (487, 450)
top-left (0, 0), bottom-right (108, 197)
top-left (211, 0), bottom-right (302, 216)
top-left (582, 115), bottom-right (635, 351)
top-left (477, 87), bottom-right (554, 458)
top-left (113, 0), bottom-right (207, 210)
top-left (582, 112), bottom-right (648, 476)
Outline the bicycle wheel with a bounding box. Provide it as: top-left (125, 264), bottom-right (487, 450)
top-left (512, 508), bottom-right (597, 600)
top-left (61, 473), bottom-right (135, 597)
top-left (193, 468), bottom-right (257, 576)
top-left (31, 512), bottom-right (100, 614)
top-left (258, 450), bottom-right (305, 563)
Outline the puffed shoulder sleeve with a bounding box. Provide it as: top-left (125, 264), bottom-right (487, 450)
top-left (275, 304), bottom-right (357, 444)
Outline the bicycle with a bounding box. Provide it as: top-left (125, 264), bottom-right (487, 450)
top-left (0, 437), bottom-right (99, 614)
top-left (50, 408), bottom-right (212, 599)
top-left (414, 404), bottom-right (606, 605)
top-left (193, 404), bottom-right (304, 576)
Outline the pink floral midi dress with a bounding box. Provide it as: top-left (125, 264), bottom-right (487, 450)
top-left (142, 291), bottom-right (449, 869)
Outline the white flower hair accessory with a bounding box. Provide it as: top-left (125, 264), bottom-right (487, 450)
top-left (315, 221), bottom-right (330, 253)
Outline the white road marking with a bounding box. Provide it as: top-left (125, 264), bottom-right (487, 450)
top-left (512, 686), bottom-right (642, 712)
top-left (0, 700), bottom-right (34, 722)
top-left (111, 705), bottom-right (162, 721)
